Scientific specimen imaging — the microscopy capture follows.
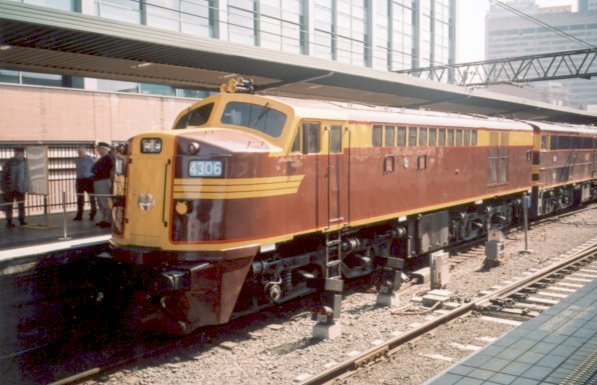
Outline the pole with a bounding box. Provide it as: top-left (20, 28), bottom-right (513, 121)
top-left (59, 190), bottom-right (71, 240)
top-left (521, 192), bottom-right (530, 254)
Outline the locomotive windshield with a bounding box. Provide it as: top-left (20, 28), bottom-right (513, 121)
top-left (174, 103), bottom-right (214, 129)
top-left (221, 101), bottom-right (287, 138)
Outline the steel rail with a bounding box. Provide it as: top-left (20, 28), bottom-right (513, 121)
top-left (299, 239), bottom-right (597, 385)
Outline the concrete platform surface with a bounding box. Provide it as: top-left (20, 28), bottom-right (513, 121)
top-left (425, 278), bottom-right (597, 385)
top-left (0, 211), bottom-right (109, 253)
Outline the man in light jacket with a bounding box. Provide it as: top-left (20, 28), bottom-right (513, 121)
top-left (1, 147), bottom-right (28, 228)
top-left (73, 146), bottom-right (97, 221)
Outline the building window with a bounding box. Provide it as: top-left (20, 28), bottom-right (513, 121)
top-left (0, 70), bottom-right (19, 84)
top-left (145, 0), bottom-right (215, 37)
top-left (260, 0), bottom-right (303, 54)
top-left (21, 72), bottom-right (63, 87)
top-left (313, 0), bottom-right (368, 65)
top-left (228, 0), bottom-right (257, 45)
top-left (390, 0), bottom-right (414, 71)
top-left (23, 0), bottom-right (74, 11)
top-left (94, 0), bottom-right (141, 24)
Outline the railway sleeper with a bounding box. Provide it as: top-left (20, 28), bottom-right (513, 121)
top-left (479, 308), bottom-right (538, 322)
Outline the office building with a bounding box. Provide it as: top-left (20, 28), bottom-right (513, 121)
top-left (486, 0), bottom-right (597, 108)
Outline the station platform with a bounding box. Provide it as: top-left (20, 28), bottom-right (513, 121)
top-left (0, 211), bottom-right (110, 266)
top-left (425, 278), bottom-right (597, 385)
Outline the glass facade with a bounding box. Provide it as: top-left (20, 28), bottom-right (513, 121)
top-left (2, 1), bottom-right (455, 95)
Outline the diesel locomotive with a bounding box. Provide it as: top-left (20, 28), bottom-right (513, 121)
top-left (107, 81), bottom-right (597, 335)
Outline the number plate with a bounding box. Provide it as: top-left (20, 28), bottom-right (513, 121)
top-left (188, 160), bottom-right (223, 177)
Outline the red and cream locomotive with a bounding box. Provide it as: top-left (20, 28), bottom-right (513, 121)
top-left (107, 80), bottom-right (597, 335)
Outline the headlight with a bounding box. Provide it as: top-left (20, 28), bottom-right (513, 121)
top-left (186, 141), bottom-right (201, 155)
top-left (141, 138), bottom-right (162, 153)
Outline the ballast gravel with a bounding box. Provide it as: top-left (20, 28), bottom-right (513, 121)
top-left (85, 205), bottom-right (597, 385)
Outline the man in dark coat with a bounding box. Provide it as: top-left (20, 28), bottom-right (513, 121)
top-left (1, 147), bottom-right (28, 228)
top-left (91, 142), bottom-right (113, 228)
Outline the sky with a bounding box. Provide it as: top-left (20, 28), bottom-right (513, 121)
top-left (456, 0), bottom-right (577, 63)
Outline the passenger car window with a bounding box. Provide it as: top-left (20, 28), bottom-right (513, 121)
top-left (397, 127), bottom-right (406, 146)
top-left (372, 125), bottom-right (382, 147)
top-left (428, 128), bottom-right (437, 146)
top-left (385, 126), bottom-right (395, 146)
top-left (408, 127), bottom-right (417, 146)
top-left (419, 127), bottom-right (427, 146)
top-left (438, 128), bottom-right (446, 146)
top-left (447, 129), bottom-right (455, 146)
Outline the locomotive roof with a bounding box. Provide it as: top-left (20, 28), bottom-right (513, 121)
top-left (523, 120), bottom-right (597, 135)
top-left (264, 95), bottom-right (531, 131)
top-left (263, 95), bottom-right (596, 133)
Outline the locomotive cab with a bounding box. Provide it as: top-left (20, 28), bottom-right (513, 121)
top-left (109, 92), bottom-right (309, 334)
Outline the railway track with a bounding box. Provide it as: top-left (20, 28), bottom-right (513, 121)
top-left (298, 237), bottom-right (597, 385)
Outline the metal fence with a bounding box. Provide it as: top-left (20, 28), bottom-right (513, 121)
top-left (0, 142), bottom-right (95, 219)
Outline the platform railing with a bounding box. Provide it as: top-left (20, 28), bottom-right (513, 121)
top-left (0, 143), bottom-right (95, 220)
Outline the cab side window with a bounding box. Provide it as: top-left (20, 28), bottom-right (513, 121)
top-left (330, 125), bottom-right (342, 153)
top-left (303, 122), bottom-right (320, 154)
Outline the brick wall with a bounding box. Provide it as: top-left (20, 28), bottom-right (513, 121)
top-left (0, 84), bottom-right (196, 142)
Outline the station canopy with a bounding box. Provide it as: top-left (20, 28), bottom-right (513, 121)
top-left (1, 1), bottom-right (596, 125)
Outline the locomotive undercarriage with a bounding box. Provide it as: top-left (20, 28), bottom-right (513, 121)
top-left (535, 181), bottom-right (597, 217)
top-left (233, 195), bottom-right (525, 319)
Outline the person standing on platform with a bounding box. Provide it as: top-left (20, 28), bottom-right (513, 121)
top-left (91, 142), bottom-right (113, 228)
top-left (73, 146), bottom-right (97, 221)
top-left (1, 147), bottom-right (29, 228)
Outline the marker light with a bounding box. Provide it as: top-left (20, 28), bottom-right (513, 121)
top-left (141, 138), bottom-right (162, 153)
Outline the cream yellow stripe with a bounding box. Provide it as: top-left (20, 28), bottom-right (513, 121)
top-left (175, 180), bottom-right (302, 193)
top-left (174, 187), bottom-right (299, 200)
top-left (173, 175), bottom-right (305, 199)
top-left (175, 175), bottom-right (304, 186)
